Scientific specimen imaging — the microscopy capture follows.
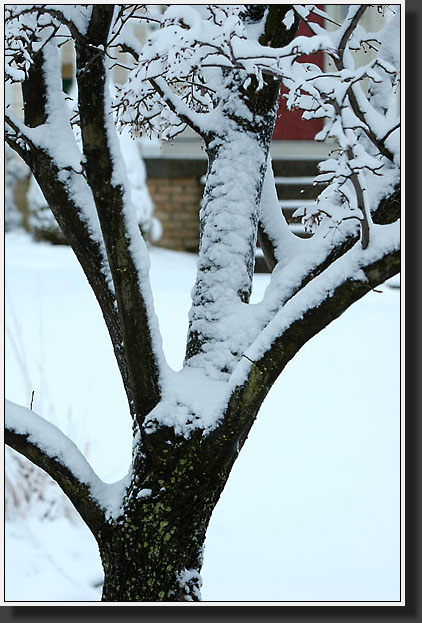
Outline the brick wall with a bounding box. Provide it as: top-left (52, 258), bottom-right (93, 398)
top-left (144, 158), bottom-right (207, 253)
top-left (14, 175), bottom-right (31, 230)
top-left (147, 177), bottom-right (202, 253)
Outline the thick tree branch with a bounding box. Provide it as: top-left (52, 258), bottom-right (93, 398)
top-left (76, 5), bottom-right (163, 428)
top-left (213, 240), bottom-right (400, 455)
top-left (228, 6), bottom-right (301, 273)
top-left (184, 6), bottom-right (301, 375)
top-left (269, 184), bottom-right (400, 305)
top-left (251, 245), bottom-right (399, 381)
top-left (5, 400), bottom-right (108, 535)
top-left (245, 187), bottom-right (400, 389)
top-left (28, 147), bottom-right (133, 405)
top-left (13, 47), bottom-right (135, 418)
top-left (259, 4), bottom-right (300, 48)
top-left (241, 5), bottom-right (300, 121)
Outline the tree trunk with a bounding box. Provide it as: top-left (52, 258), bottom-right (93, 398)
top-left (98, 424), bottom-right (233, 602)
top-left (99, 512), bottom-right (205, 602)
top-left (97, 68), bottom-right (287, 602)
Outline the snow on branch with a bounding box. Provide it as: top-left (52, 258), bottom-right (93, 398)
top-left (5, 400), bottom-right (127, 532)
top-left (6, 31), bottom-right (137, 415)
top-left (5, 5), bottom-right (91, 83)
top-left (75, 5), bottom-right (167, 428)
top-left (7, 39), bottom-right (107, 252)
top-left (114, 4), bottom-right (332, 139)
top-left (226, 221), bottom-right (400, 423)
top-left (275, 5), bottom-right (399, 248)
top-left (225, 177), bottom-right (399, 398)
top-left (258, 156), bottom-right (306, 271)
top-left (5, 112), bottom-right (37, 160)
top-left (148, 76), bottom-right (215, 137)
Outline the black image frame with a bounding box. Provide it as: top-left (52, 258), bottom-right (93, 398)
top-left (3, 2), bottom-right (420, 622)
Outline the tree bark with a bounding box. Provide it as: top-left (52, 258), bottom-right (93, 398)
top-left (99, 500), bottom-right (207, 601)
top-left (98, 426), bottom-right (235, 602)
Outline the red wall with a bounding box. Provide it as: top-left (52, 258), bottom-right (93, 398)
top-left (273, 7), bottom-right (324, 141)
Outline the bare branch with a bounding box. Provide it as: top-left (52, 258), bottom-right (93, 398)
top-left (337, 5), bottom-right (368, 62)
top-left (348, 87), bottom-right (394, 163)
top-left (149, 77), bottom-right (210, 138)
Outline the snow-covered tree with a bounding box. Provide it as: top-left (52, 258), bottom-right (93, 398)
top-left (5, 5), bottom-right (400, 602)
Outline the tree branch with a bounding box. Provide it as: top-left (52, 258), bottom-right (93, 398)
top-left (75, 5), bottom-right (163, 429)
top-left (337, 5), bottom-right (368, 62)
top-left (5, 400), bottom-right (108, 535)
top-left (6, 5), bottom-right (86, 42)
top-left (259, 4), bottom-right (300, 48)
top-left (293, 4), bottom-right (394, 162)
top-left (348, 88), bottom-right (394, 163)
top-left (5, 115), bottom-right (34, 163)
top-left (149, 76), bottom-right (211, 138)
top-left (271, 183), bottom-right (400, 299)
top-left (250, 185), bottom-right (400, 369)
top-left (13, 46), bottom-right (135, 419)
top-left (253, 242), bottom-right (399, 376)
top-left (258, 155), bottom-right (304, 271)
top-left (214, 237), bottom-right (400, 454)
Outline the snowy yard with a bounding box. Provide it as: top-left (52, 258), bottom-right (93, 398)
top-left (5, 231), bottom-right (400, 603)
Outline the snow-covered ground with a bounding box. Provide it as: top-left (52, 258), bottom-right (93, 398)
top-left (5, 231), bottom-right (400, 603)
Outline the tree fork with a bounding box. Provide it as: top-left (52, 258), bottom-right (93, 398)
top-left (213, 246), bottom-right (401, 459)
